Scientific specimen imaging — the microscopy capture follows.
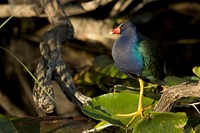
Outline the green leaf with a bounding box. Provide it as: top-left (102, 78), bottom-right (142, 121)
top-left (75, 71), bottom-right (97, 85)
top-left (195, 124), bottom-right (200, 133)
top-left (165, 76), bottom-right (199, 86)
top-left (133, 112), bottom-right (188, 133)
top-left (93, 55), bottom-right (114, 68)
top-left (187, 117), bottom-right (200, 128)
top-left (92, 121), bottom-right (113, 132)
top-left (184, 118), bottom-right (200, 133)
top-left (165, 76), bottom-right (187, 86)
top-left (81, 93), bottom-right (155, 129)
top-left (95, 64), bottom-right (128, 79)
top-left (0, 115), bottom-right (17, 133)
top-left (192, 67), bottom-right (200, 78)
top-left (113, 85), bottom-right (161, 101)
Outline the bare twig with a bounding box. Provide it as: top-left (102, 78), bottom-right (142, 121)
top-left (186, 102), bottom-right (200, 115)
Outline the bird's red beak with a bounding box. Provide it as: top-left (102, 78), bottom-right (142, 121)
top-left (109, 26), bottom-right (121, 34)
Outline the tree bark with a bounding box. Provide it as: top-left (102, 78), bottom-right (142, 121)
top-left (153, 81), bottom-right (200, 112)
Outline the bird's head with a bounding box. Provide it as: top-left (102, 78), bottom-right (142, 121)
top-left (109, 22), bottom-right (133, 34)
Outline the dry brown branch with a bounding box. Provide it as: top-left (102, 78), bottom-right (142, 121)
top-left (0, 0), bottom-right (114, 18)
top-left (0, 4), bottom-right (45, 18)
top-left (71, 18), bottom-right (117, 49)
top-left (22, 17), bottom-right (118, 50)
top-left (153, 81), bottom-right (200, 112)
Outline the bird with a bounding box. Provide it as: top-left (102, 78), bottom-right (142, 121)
top-left (110, 21), bottom-right (166, 127)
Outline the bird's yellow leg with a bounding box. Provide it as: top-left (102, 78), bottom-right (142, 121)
top-left (116, 78), bottom-right (144, 127)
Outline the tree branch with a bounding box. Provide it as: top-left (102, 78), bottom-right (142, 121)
top-left (153, 81), bottom-right (200, 112)
top-left (32, 0), bottom-right (90, 114)
top-left (0, 0), bottom-right (114, 18)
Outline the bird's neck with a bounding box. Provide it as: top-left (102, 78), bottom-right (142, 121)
top-left (112, 28), bottom-right (144, 74)
top-left (113, 28), bottom-right (139, 52)
top-left (123, 28), bottom-right (139, 48)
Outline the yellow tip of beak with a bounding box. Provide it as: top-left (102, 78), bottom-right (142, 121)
top-left (109, 31), bottom-right (113, 34)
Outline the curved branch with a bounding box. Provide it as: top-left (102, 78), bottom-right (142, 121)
top-left (153, 81), bottom-right (200, 112)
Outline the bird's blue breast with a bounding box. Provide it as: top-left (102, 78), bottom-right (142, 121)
top-left (112, 35), bottom-right (144, 75)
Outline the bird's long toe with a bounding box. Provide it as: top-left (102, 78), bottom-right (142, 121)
top-left (116, 108), bottom-right (143, 127)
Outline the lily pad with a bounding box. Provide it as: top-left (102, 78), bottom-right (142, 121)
top-left (81, 93), bottom-right (155, 129)
top-left (133, 112), bottom-right (188, 133)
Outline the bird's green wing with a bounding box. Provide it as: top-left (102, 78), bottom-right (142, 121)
top-left (138, 35), bottom-right (165, 83)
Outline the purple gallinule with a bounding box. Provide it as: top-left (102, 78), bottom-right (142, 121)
top-left (110, 21), bottom-right (166, 127)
